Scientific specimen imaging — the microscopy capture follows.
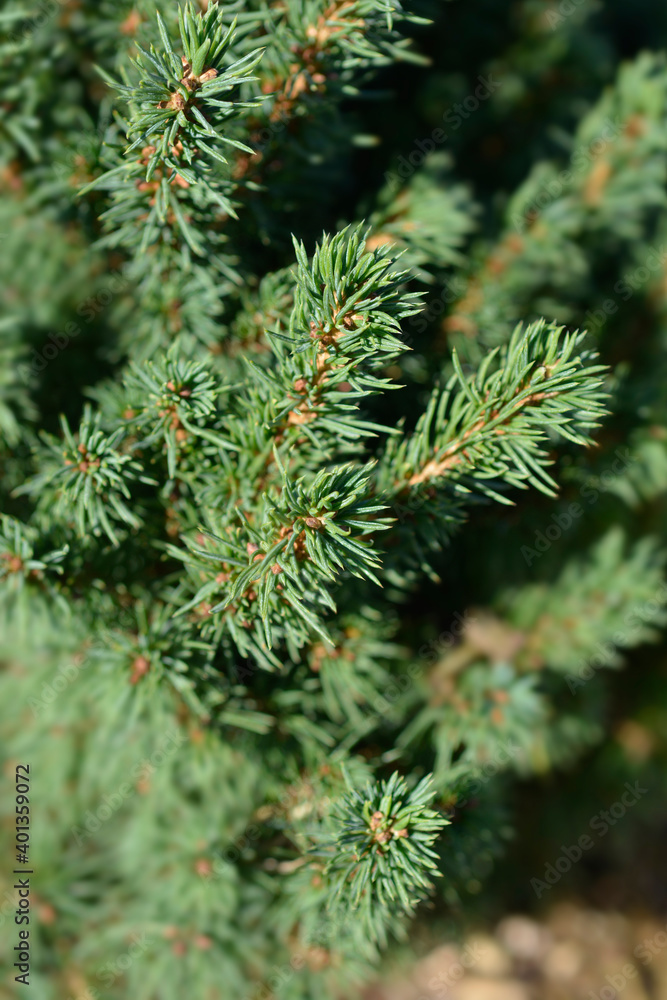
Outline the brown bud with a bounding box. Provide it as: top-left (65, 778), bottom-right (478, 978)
top-left (130, 655), bottom-right (150, 684)
top-left (38, 902), bottom-right (56, 925)
top-left (120, 9), bottom-right (142, 36)
top-left (369, 811), bottom-right (384, 831)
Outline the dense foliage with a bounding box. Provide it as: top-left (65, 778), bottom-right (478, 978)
top-left (2, 1), bottom-right (667, 998)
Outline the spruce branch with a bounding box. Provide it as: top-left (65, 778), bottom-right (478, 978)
top-left (443, 53), bottom-right (667, 351)
top-left (0, 515), bottom-right (68, 598)
top-left (122, 351), bottom-right (236, 477)
top-left (238, 225), bottom-right (421, 463)
top-left (0, 332), bottom-right (35, 447)
top-left (16, 405), bottom-right (155, 547)
top-left (170, 253), bottom-right (608, 660)
top-left (174, 461), bottom-right (391, 650)
top-left (398, 660), bottom-right (546, 786)
top-left (8, 2), bottom-right (667, 994)
top-left (164, 227), bottom-right (421, 654)
top-left (506, 528), bottom-right (667, 675)
top-left (379, 320), bottom-right (608, 505)
top-left (321, 772), bottom-right (448, 945)
top-left (247, 0), bottom-right (428, 131)
top-left (91, 2), bottom-right (263, 185)
top-left (291, 224), bottom-right (421, 369)
top-left (79, 1), bottom-right (264, 263)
